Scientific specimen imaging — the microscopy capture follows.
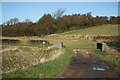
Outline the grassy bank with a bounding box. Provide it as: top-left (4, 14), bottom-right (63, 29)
top-left (106, 42), bottom-right (120, 51)
top-left (94, 49), bottom-right (120, 74)
top-left (2, 48), bottom-right (73, 78)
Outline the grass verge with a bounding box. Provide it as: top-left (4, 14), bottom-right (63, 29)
top-left (94, 49), bottom-right (120, 74)
top-left (2, 48), bottom-right (73, 78)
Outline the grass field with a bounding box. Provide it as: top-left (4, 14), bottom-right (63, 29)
top-left (62, 24), bottom-right (118, 36)
top-left (2, 24), bottom-right (119, 78)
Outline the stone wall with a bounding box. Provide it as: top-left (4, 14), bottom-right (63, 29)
top-left (101, 43), bottom-right (119, 55)
top-left (83, 35), bottom-right (119, 42)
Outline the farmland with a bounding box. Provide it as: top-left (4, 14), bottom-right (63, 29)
top-left (1, 24), bottom-right (120, 78)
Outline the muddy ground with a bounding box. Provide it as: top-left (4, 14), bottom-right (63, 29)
top-left (59, 48), bottom-right (119, 78)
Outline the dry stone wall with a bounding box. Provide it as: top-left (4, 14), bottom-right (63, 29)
top-left (102, 43), bottom-right (119, 54)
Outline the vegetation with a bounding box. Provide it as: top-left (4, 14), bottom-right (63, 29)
top-left (1, 8), bottom-right (119, 37)
top-left (1, 8), bottom-right (119, 78)
top-left (2, 48), bottom-right (72, 78)
top-left (2, 34), bottom-right (119, 78)
top-left (62, 24), bottom-right (118, 35)
top-left (94, 48), bottom-right (120, 74)
top-left (2, 39), bottom-right (62, 76)
top-left (106, 41), bottom-right (120, 52)
top-left (2, 35), bottom-right (94, 78)
top-left (2, 25), bottom-right (120, 78)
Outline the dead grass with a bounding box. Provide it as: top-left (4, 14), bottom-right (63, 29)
top-left (2, 43), bottom-right (64, 74)
top-left (40, 48), bottom-right (64, 63)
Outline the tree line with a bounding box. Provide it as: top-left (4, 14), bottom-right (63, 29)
top-left (1, 8), bottom-right (120, 37)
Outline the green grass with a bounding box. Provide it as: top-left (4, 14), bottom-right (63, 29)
top-left (62, 24), bottom-right (118, 36)
top-left (106, 42), bottom-right (120, 49)
top-left (94, 49), bottom-right (120, 72)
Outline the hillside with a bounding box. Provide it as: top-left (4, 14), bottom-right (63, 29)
top-left (62, 24), bottom-right (118, 36)
top-left (2, 24), bottom-right (119, 78)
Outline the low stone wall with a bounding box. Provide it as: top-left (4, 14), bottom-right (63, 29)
top-left (83, 35), bottom-right (119, 42)
top-left (98, 43), bottom-right (119, 55)
top-left (48, 34), bottom-right (82, 40)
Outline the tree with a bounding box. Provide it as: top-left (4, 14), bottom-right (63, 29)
top-left (2, 22), bottom-right (6, 26)
top-left (13, 17), bottom-right (19, 25)
top-left (86, 12), bottom-right (92, 20)
top-left (6, 17), bottom-right (19, 26)
top-left (52, 8), bottom-right (66, 19)
top-left (6, 21), bottom-right (10, 26)
top-left (10, 18), bottom-right (14, 25)
top-left (38, 14), bottom-right (54, 24)
top-left (25, 19), bottom-right (31, 23)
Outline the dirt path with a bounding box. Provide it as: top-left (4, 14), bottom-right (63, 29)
top-left (59, 48), bottom-right (119, 78)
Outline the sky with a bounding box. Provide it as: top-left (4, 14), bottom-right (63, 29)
top-left (1, 0), bottom-right (120, 2)
top-left (1, 2), bottom-right (118, 24)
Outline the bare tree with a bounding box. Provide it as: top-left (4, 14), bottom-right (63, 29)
top-left (10, 19), bottom-right (14, 25)
top-left (86, 12), bottom-right (92, 20)
top-left (2, 22), bottom-right (6, 26)
top-left (25, 19), bottom-right (31, 23)
top-left (52, 8), bottom-right (66, 19)
top-left (6, 21), bottom-right (10, 26)
top-left (13, 17), bottom-right (19, 25)
top-left (7, 17), bottom-right (19, 26)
